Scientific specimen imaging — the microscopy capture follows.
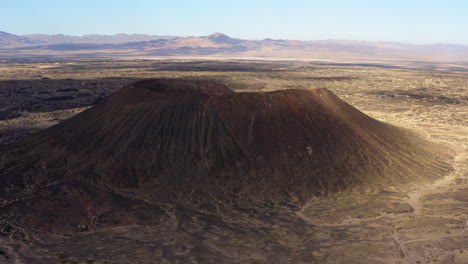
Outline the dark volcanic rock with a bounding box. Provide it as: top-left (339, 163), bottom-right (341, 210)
top-left (0, 180), bottom-right (164, 233)
top-left (1, 78), bottom-right (453, 198)
top-left (0, 78), bottom-right (453, 234)
top-left (43, 95), bottom-right (75, 101)
top-left (0, 108), bottom-right (21, 120)
top-left (57, 88), bottom-right (79, 92)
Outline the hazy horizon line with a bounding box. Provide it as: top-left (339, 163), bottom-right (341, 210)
top-left (3, 30), bottom-right (468, 46)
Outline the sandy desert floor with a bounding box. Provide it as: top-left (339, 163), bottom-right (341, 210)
top-left (0, 59), bottom-right (467, 263)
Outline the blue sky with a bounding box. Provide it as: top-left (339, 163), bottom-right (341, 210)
top-left (2, 0), bottom-right (468, 44)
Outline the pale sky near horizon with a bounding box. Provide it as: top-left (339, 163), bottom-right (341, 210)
top-left (2, 0), bottom-right (468, 44)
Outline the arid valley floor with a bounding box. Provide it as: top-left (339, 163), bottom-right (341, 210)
top-left (0, 60), bottom-right (467, 263)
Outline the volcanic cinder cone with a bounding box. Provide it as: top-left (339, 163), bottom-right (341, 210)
top-left (0, 79), bottom-right (453, 204)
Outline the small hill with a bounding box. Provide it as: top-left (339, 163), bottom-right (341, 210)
top-left (206, 33), bottom-right (242, 44)
top-left (0, 79), bottom-right (453, 204)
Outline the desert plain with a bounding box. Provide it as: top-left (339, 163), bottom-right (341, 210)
top-left (0, 59), bottom-right (467, 263)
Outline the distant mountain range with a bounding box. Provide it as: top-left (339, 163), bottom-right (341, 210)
top-left (1, 31), bottom-right (468, 62)
top-left (0, 31), bottom-right (37, 46)
top-left (0, 31), bottom-right (176, 46)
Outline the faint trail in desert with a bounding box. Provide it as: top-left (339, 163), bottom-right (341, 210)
top-left (0, 222), bottom-right (55, 264)
top-left (398, 220), bottom-right (468, 264)
top-left (298, 142), bottom-right (468, 264)
top-left (398, 143), bottom-right (468, 264)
